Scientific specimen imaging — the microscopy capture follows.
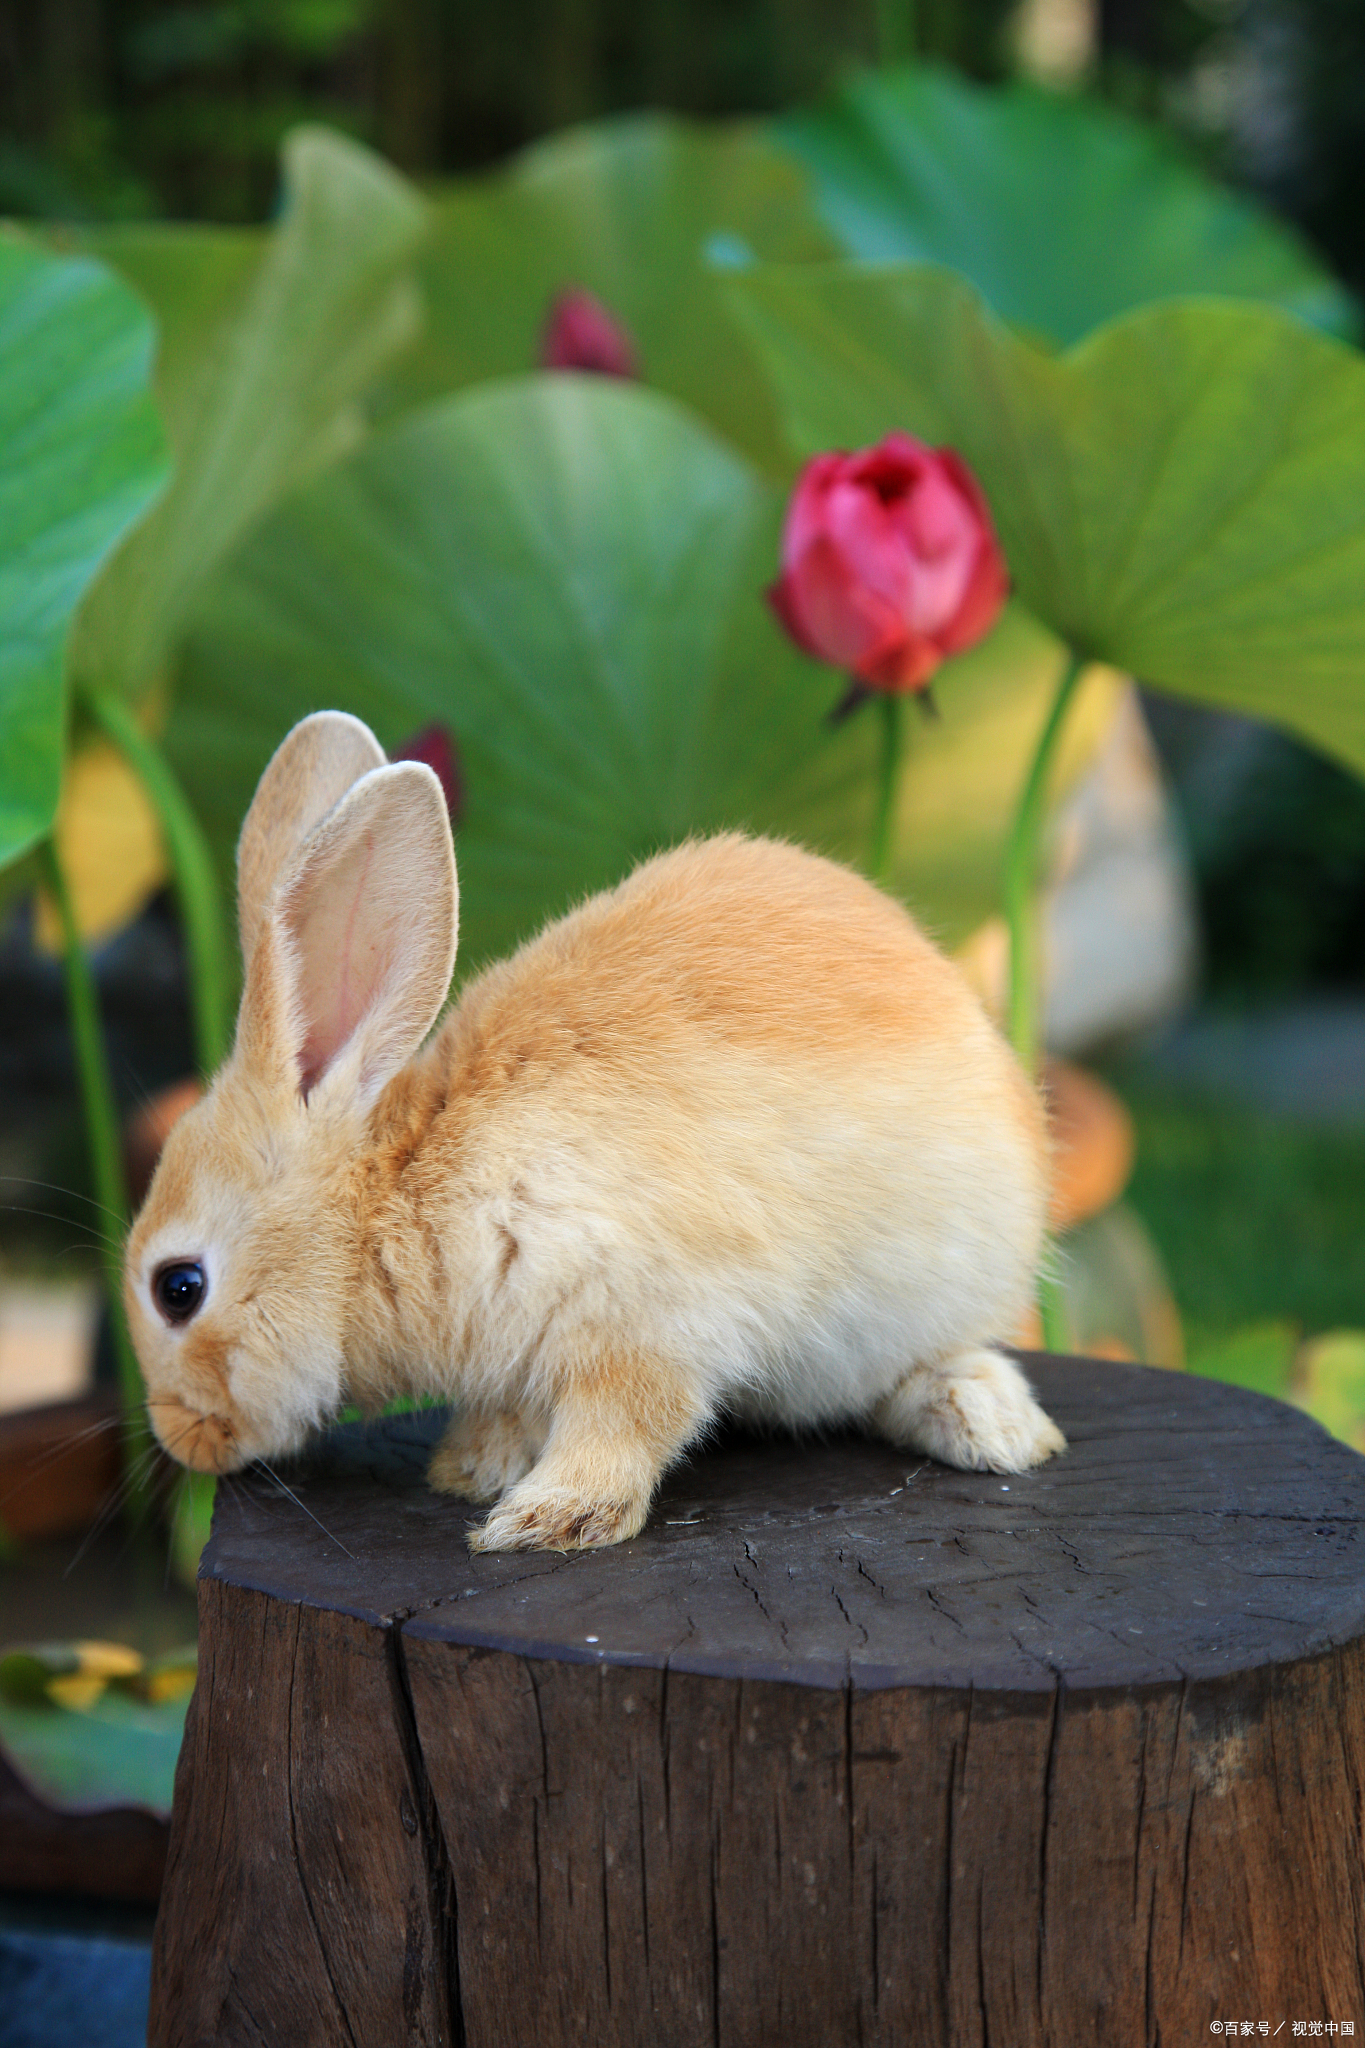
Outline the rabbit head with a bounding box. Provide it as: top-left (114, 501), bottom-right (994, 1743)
top-left (124, 712), bottom-right (457, 1475)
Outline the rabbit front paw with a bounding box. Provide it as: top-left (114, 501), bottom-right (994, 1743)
top-left (428, 1408), bottom-right (547, 1503)
top-left (464, 1354), bottom-right (701, 1551)
top-left (468, 1480), bottom-right (649, 1553)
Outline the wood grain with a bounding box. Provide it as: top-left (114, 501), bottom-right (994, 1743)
top-left (149, 1357), bottom-right (1365, 2044)
top-left (147, 1583), bottom-right (454, 2046)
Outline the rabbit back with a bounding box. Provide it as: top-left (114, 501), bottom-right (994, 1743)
top-left (361, 833), bottom-right (1047, 1430)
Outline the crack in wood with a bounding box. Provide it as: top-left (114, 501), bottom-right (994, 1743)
top-left (1176, 1784), bottom-right (1197, 1967)
top-left (287, 1613), bottom-right (361, 2048)
top-left (870, 1846), bottom-right (880, 2012)
top-left (226, 1960), bottom-right (271, 2045)
top-left (1143, 1868), bottom-right (1159, 2048)
top-left (599, 1809), bottom-right (613, 2012)
top-left (977, 1879), bottom-right (993, 2048)
top-left (1132, 1705), bottom-right (1149, 1919)
top-left (925, 1584), bottom-right (967, 1634)
top-left (843, 1679), bottom-right (856, 1876)
top-left (832, 1585), bottom-right (869, 1644)
top-left (389, 1618), bottom-right (465, 2046)
top-left (732, 1556), bottom-right (779, 1636)
top-left (523, 1657), bottom-right (552, 1802)
top-left (855, 1555), bottom-right (888, 1597)
top-left (1036, 1677), bottom-right (1063, 2034)
top-left (943, 1728), bottom-right (961, 2027)
top-left (709, 1832), bottom-right (722, 2048)
top-left (635, 1775), bottom-right (649, 1975)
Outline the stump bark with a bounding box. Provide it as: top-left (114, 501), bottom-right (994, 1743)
top-left (148, 1355), bottom-right (1365, 2046)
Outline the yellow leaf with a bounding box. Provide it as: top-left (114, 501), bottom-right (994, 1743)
top-left (34, 741), bottom-right (166, 951)
top-left (47, 1673), bottom-right (109, 1712)
top-left (145, 1662), bottom-right (197, 1705)
top-left (1294, 1329), bottom-right (1365, 1451)
top-left (72, 1640), bottom-right (145, 1679)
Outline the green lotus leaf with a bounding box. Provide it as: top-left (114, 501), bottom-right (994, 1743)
top-left (0, 1685), bottom-right (189, 1816)
top-left (171, 367), bottom-right (1124, 974)
top-left (68, 126), bottom-right (427, 707)
top-left (0, 239), bottom-right (167, 870)
top-left (779, 64), bottom-right (1355, 344)
top-left (729, 263), bottom-right (1365, 780)
top-left (168, 374), bottom-right (887, 978)
top-left (1188, 1319), bottom-right (1298, 1400)
top-left (381, 114), bottom-right (834, 470)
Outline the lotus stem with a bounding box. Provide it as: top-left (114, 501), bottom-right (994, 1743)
top-left (36, 835), bottom-right (151, 1496)
top-left (869, 689), bottom-right (907, 886)
top-left (1003, 649), bottom-right (1087, 1353)
top-left (1003, 650), bottom-right (1085, 1079)
top-left (875, 0), bottom-right (916, 64)
top-left (84, 688), bottom-right (229, 1077)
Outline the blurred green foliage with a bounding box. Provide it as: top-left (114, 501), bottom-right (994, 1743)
top-left (1149, 696), bottom-right (1365, 996)
top-left (169, 374), bottom-right (881, 978)
top-left (0, 0), bottom-right (1015, 225)
top-left (1228, 0), bottom-right (1365, 302)
top-left (70, 128), bottom-right (426, 709)
top-left (1, 75), bottom-right (1360, 1100)
top-left (0, 1639), bottom-right (193, 1813)
top-left (380, 117), bottom-right (836, 470)
top-left (0, 241), bottom-right (167, 869)
top-left (780, 62), bottom-right (1355, 342)
top-left (0, 0), bottom-right (1358, 303)
top-left (1122, 1089), bottom-right (1365, 1353)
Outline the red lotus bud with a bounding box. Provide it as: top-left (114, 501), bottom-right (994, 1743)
top-left (393, 722), bottom-right (462, 826)
top-left (540, 289), bottom-right (639, 379)
top-left (768, 433), bottom-right (1008, 693)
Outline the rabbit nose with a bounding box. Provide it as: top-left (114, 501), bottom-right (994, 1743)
top-left (148, 1395), bottom-right (239, 1474)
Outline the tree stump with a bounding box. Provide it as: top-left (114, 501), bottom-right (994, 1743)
top-left (148, 1355), bottom-right (1365, 2047)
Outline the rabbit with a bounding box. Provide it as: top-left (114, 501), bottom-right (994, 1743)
top-left (125, 709), bottom-right (1065, 1552)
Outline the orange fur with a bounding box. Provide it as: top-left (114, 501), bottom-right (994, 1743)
top-left (125, 715), bottom-right (1063, 1550)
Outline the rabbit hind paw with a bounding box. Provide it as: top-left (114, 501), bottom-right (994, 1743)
top-left (875, 1346), bottom-right (1066, 1474)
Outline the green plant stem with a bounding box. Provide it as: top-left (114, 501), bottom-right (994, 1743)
top-left (869, 690), bottom-right (907, 885)
top-left (1003, 651), bottom-right (1085, 1080)
top-left (83, 688), bottom-right (229, 1077)
top-left (1037, 1262), bottom-right (1072, 1354)
top-left (874, 0), bottom-right (916, 64)
top-left (36, 835), bottom-right (151, 1495)
top-left (1003, 649), bottom-right (1087, 1354)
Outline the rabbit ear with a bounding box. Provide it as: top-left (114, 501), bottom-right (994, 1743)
top-left (239, 762), bottom-right (457, 1111)
top-left (236, 711), bottom-right (387, 965)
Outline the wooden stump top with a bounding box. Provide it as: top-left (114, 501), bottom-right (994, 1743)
top-left (203, 1354), bottom-right (1365, 1694)
top-left (158, 1354), bottom-right (1365, 2043)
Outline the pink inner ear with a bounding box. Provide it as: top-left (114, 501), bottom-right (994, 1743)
top-left (289, 827), bottom-right (391, 1098)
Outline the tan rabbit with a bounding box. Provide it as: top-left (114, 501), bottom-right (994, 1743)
top-left (125, 710), bottom-right (1064, 1552)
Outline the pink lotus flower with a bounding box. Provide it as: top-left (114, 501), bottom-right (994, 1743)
top-left (768, 433), bottom-right (1008, 694)
top-left (540, 290), bottom-right (639, 379)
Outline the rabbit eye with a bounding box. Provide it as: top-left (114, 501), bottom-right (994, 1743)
top-left (154, 1261), bottom-right (206, 1325)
